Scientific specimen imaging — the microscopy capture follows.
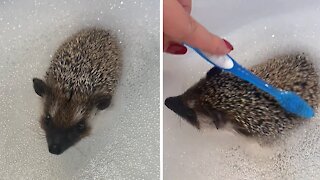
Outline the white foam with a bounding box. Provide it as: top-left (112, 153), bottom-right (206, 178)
top-left (0, 0), bottom-right (159, 179)
top-left (164, 3), bottom-right (320, 179)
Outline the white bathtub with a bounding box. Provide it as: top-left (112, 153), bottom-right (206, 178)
top-left (164, 0), bottom-right (320, 179)
top-left (0, 0), bottom-right (159, 179)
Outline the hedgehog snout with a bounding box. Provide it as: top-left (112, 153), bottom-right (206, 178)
top-left (165, 96), bottom-right (200, 128)
top-left (45, 120), bottom-right (87, 155)
top-left (46, 131), bottom-right (74, 155)
top-left (48, 144), bottom-right (62, 155)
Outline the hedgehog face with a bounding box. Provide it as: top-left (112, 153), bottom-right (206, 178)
top-left (33, 78), bottom-right (111, 155)
top-left (165, 95), bottom-right (228, 130)
top-left (40, 98), bottom-right (92, 155)
top-left (40, 113), bottom-right (89, 155)
top-left (165, 95), bottom-right (200, 128)
top-left (165, 67), bottom-right (230, 130)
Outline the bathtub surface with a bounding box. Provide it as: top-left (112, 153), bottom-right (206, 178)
top-left (164, 0), bottom-right (320, 179)
top-left (0, 0), bottom-right (159, 179)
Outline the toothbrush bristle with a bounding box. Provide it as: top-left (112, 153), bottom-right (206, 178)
top-left (277, 91), bottom-right (315, 119)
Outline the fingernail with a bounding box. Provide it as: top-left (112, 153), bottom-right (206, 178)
top-left (166, 43), bottom-right (187, 55)
top-left (223, 39), bottom-right (234, 51)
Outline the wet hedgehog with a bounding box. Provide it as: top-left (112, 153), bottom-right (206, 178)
top-left (165, 54), bottom-right (319, 137)
top-left (33, 28), bottom-right (121, 155)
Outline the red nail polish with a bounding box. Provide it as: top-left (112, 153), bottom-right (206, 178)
top-left (166, 43), bottom-right (187, 55)
top-left (223, 39), bottom-right (234, 51)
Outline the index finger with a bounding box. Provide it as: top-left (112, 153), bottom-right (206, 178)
top-left (178, 0), bottom-right (191, 14)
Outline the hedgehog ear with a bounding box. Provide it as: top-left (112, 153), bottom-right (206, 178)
top-left (206, 67), bottom-right (222, 79)
top-left (33, 78), bottom-right (48, 97)
top-left (94, 95), bottom-right (112, 110)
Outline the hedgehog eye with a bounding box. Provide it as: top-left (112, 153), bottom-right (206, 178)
top-left (44, 114), bottom-right (51, 126)
top-left (76, 121), bottom-right (86, 132)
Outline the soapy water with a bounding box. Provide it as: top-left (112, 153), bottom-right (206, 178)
top-left (164, 8), bottom-right (320, 180)
top-left (0, 0), bottom-right (159, 179)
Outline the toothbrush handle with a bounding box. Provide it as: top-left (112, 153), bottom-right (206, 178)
top-left (186, 44), bottom-right (280, 96)
top-left (226, 55), bottom-right (280, 96)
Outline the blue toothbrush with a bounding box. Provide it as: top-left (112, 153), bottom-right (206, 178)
top-left (185, 44), bottom-right (315, 119)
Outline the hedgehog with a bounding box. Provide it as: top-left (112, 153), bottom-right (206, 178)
top-left (165, 54), bottom-right (319, 138)
top-left (32, 28), bottom-right (121, 155)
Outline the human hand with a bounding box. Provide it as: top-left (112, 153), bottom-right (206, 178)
top-left (163, 0), bottom-right (233, 55)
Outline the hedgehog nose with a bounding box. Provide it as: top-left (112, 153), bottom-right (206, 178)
top-left (165, 96), bottom-right (181, 110)
top-left (49, 144), bottom-right (62, 155)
